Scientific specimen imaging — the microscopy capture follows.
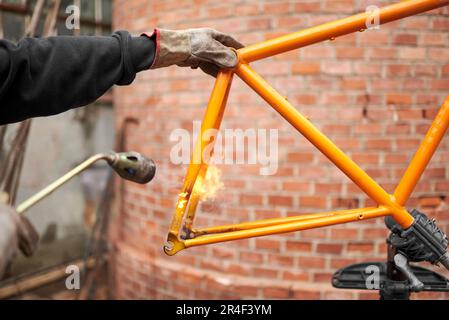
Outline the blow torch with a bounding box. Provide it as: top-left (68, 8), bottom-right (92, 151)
top-left (16, 151), bottom-right (156, 214)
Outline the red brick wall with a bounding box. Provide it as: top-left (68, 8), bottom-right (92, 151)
top-left (112, 0), bottom-right (449, 299)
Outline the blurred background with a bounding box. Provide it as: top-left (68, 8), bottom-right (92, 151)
top-left (0, 0), bottom-right (114, 299)
top-left (0, 0), bottom-right (448, 300)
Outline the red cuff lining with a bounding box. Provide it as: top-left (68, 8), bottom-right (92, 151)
top-left (142, 29), bottom-right (160, 69)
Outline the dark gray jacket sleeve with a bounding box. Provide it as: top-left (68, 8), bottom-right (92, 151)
top-left (0, 30), bottom-right (155, 125)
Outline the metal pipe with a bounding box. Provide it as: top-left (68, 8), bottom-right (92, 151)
top-left (16, 153), bottom-right (112, 214)
top-left (183, 73), bottom-right (233, 233)
top-left (193, 207), bottom-right (373, 236)
top-left (394, 96), bottom-right (449, 206)
top-left (169, 70), bottom-right (233, 237)
top-left (238, 0), bottom-right (449, 63)
top-left (184, 207), bottom-right (390, 249)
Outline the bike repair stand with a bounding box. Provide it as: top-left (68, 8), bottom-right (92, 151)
top-left (332, 210), bottom-right (449, 300)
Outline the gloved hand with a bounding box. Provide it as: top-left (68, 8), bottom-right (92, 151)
top-left (146, 28), bottom-right (244, 77)
top-left (0, 203), bottom-right (39, 279)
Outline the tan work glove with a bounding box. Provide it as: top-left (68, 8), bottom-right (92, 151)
top-left (146, 28), bottom-right (244, 77)
top-left (0, 203), bottom-right (39, 279)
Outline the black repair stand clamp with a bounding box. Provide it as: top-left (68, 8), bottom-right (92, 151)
top-left (332, 209), bottom-right (449, 300)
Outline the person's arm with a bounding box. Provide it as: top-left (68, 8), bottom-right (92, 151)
top-left (0, 31), bottom-right (155, 125)
top-left (0, 28), bottom-right (242, 125)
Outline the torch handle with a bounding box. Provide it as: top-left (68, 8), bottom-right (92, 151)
top-left (16, 153), bottom-right (112, 214)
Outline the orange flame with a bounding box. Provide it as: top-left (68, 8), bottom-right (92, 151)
top-left (193, 166), bottom-right (224, 201)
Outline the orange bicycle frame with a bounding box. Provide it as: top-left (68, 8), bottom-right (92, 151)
top-left (164, 0), bottom-right (449, 255)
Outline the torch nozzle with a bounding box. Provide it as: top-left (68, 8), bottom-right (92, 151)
top-left (107, 151), bottom-right (156, 184)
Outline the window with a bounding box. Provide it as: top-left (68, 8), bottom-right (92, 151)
top-left (0, 0), bottom-right (112, 40)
